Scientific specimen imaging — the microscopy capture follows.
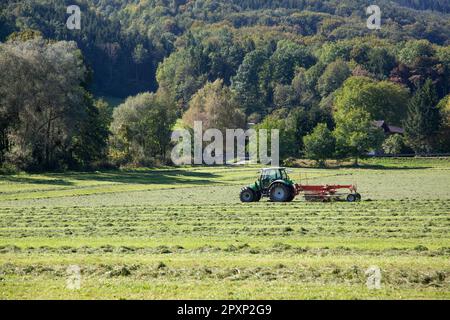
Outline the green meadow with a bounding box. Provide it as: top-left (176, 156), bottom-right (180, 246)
top-left (0, 158), bottom-right (449, 299)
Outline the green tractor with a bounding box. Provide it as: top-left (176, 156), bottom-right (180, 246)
top-left (240, 167), bottom-right (361, 203)
top-left (240, 167), bottom-right (297, 203)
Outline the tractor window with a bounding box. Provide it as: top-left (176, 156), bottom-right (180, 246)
top-left (263, 169), bottom-right (288, 180)
top-left (260, 170), bottom-right (274, 186)
top-left (260, 169), bottom-right (285, 189)
top-left (263, 170), bottom-right (278, 180)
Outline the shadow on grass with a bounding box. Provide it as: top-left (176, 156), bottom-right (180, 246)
top-left (1, 169), bottom-right (221, 186)
top-left (0, 176), bottom-right (74, 186)
top-left (337, 164), bottom-right (432, 170)
top-left (291, 159), bottom-right (433, 170)
top-left (292, 163), bottom-right (431, 170)
top-left (65, 169), bottom-right (220, 185)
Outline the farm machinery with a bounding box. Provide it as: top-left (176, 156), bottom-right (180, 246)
top-left (240, 167), bottom-right (361, 203)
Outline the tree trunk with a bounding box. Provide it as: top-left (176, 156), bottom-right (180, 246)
top-left (45, 118), bottom-right (51, 169)
top-left (162, 143), bottom-right (166, 163)
top-left (0, 128), bottom-right (5, 164)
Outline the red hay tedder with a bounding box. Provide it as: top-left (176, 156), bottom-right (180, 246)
top-left (294, 183), bottom-right (360, 202)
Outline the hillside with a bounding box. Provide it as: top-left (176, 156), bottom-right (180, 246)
top-left (1, 0), bottom-right (449, 97)
top-left (1, 0), bottom-right (450, 171)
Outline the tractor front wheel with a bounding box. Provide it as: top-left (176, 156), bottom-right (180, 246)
top-left (240, 187), bottom-right (256, 202)
top-left (269, 183), bottom-right (290, 202)
top-left (346, 194), bottom-right (357, 202)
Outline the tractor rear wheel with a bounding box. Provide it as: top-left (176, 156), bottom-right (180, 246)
top-left (346, 194), bottom-right (357, 202)
top-left (269, 183), bottom-right (290, 202)
top-left (240, 187), bottom-right (256, 202)
top-left (286, 186), bottom-right (296, 202)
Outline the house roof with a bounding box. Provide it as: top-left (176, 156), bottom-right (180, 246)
top-left (373, 120), bottom-right (404, 134)
top-left (374, 120), bottom-right (385, 127)
top-left (387, 125), bottom-right (405, 134)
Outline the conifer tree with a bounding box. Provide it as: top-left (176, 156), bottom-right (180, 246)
top-left (404, 79), bottom-right (442, 153)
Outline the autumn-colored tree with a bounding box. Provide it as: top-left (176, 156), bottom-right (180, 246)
top-left (436, 95), bottom-right (450, 152)
top-left (183, 79), bottom-right (245, 132)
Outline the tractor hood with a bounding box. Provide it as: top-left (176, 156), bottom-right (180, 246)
top-left (248, 181), bottom-right (259, 191)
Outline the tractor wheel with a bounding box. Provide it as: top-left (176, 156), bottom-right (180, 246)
top-left (269, 183), bottom-right (290, 202)
top-left (355, 193), bottom-right (362, 201)
top-left (286, 186), bottom-right (296, 202)
top-left (240, 187), bottom-right (255, 203)
top-left (346, 194), bottom-right (357, 202)
top-left (254, 191), bottom-right (262, 202)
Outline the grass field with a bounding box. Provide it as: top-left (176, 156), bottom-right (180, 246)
top-left (0, 158), bottom-right (449, 299)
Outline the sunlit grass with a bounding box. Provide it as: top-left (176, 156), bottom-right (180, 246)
top-left (0, 158), bottom-right (449, 299)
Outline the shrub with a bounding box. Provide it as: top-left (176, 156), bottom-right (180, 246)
top-left (303, 123), bottom-right (335, 166)
top-left (382, 135), bottom-right (406, 155)
top-left (0, 163), bottom-right (19, 175)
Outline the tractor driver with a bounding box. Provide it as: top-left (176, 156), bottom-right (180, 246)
top-left (261, 169), bottom-right (280, 189)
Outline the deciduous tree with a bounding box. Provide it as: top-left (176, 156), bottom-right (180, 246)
top-left (183, 79), bottom-right (245, 132)
top-left (303, 123), bottom-right (335, 166)
top-left (335, 77), bottom-right (410, 125)
top-left (334, 108), bottom-right (384, 165)
top-left (109, 92), bottom-right (177, 166)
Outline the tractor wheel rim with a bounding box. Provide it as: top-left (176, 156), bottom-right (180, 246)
top-left (273, 187), bottom-right (285, 200)
top-left (244, 192), bottom-right (251, 200)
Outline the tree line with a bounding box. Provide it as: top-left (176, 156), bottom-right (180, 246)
top-left (1, 1), bottom-right (450, 171)
top-left (1, 32), bottom-right (449, 171)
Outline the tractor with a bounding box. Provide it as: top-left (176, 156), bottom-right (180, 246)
top-left (240, 167), bottom-right (361, 203)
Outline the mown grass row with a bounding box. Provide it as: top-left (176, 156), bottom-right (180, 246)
top-left (1, 253), bottom-right (449, 299)
top-left (0, 201), bottom-right (448, 239)
top-left (1, 261), bottom-right (447, 287)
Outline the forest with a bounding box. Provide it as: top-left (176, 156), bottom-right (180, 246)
top-left (0, 0), bottom-right (450, 170)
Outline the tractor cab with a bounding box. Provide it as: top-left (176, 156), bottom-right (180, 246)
top-left (259, 168), bottom-right (290, 190)
top-left (240, 167), bottom-right (297, 203)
